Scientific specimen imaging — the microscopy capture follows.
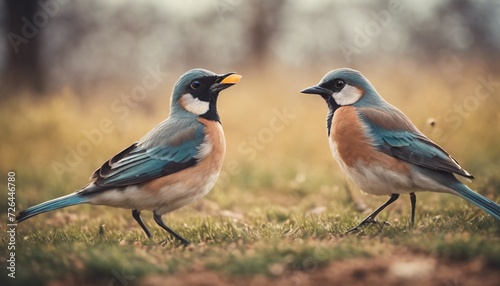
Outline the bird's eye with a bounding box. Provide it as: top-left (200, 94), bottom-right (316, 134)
top-left (190, 81), bottom-right (202, 90)
top-left (334, 79), bottom-right (345, 89)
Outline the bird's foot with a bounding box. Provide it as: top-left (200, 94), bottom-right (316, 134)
top-left (375, 220), bottom-right (391, 234)
top-left (158, 237), bottom-right (190, 247)
top-left (345, 218), bottom-right (378, 234)
top-left (178, 238), bottom-right (191, 247)
top-left (345, 219), bottom-right (391, 235)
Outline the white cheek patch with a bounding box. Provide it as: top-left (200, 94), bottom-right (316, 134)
top-left (179, 93), bottom-right (210, 115)
top-left (332, 84), bottom-right (364, 106)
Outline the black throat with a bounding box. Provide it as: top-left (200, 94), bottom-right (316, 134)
top-left (200, 97), bottom-right (221, 123)
top-left (325, 98), bottom-right (340, 136)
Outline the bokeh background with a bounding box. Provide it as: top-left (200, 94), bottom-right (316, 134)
top-left (2, 0), bottom-right (500, 92)
top-left (1, 0), bottom-right (500, 284)
top-left (2, 0), bottom-right (499, 194)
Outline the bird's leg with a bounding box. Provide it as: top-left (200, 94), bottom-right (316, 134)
top-left (346, 193), bottom-right (400, 234)
top-left (409, 192), bottom-right (416, 227)
top-left (153, 212), bottom-right (190, 246)
top-left (132, 209), bottom-right (152, 239)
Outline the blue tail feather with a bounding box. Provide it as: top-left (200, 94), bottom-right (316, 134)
top-left (17, 193), bottom-right (88, 222)
top-left (452, 183), bottom-right (500, 221)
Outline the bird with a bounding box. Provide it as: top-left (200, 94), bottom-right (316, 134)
top-left (17, 68), bottom-right (242, 245)
top-left (301, 68), bottom-right (500, 232)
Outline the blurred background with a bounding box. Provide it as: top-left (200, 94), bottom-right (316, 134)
top-left (1, 0), bottom-right (499, 210)
top-left (2, 2), bottom-right (500, 284)
top-left (2, 0), bottom-right (500, 93)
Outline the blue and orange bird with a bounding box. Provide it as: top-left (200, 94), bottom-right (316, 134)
top-left (301, 68), bottom-right (500, 232)
top-left (17, 69), bottom-right (242, 245)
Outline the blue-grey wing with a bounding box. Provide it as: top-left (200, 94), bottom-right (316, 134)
top-left (84, 120), bottom-right (206, 192)
top-left (357, 107), bottom-right (473, 179)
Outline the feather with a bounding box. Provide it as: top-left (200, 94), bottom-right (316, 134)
top-left (84, 118), bottom-right (206, 192)
top-left (452, 183), bottom-right (500, 220)
top-left (17, 193), bottom-right (88, 222)
top-left (357, 107), bottom-right (474, 179)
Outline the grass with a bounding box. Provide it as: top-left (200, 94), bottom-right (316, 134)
top-left (1, 65), bottom-right (500, 285)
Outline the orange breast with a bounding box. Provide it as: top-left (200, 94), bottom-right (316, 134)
top-left (142, 118), bottom-right (226, 193)
top-left (331, 107), bottom-right (410, 175)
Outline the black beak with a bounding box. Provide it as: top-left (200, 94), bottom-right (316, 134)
top-left (300, 85), bottom-right (332, 97)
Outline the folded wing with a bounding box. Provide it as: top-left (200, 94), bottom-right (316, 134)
top-left (357, 107), bottom-right (473, 179)
top-left (82, 120), bottom-right (206, 193)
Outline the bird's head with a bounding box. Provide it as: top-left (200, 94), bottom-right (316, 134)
top-left (171, 68), bottom-right (242, 121)
top-left (301, 68), bottom-right (382, 112)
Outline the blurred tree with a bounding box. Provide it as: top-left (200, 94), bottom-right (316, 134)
top-left (1, 0), bottom-right (498, 97)
top-left (1, 0), bottom-right (45, 96)
top-left (243, 0), bottom-right (286, 66)
top-left (437, 0), bottom-right (500, 67)
top-left (405, 0), bottom-right (500, 70)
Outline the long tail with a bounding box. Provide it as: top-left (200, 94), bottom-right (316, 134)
top-left (17, 193), bottom-right (89, 223)
top-left (452, 183), bottom-right (500, 221)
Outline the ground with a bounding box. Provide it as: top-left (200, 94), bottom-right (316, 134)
top-left (1, 67), bottom-right (499, 285)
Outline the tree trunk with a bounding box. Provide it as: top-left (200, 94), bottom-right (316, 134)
top-left (1, 0), bottom-right (44, 97)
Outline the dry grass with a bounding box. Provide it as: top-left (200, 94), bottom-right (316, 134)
top-left (1, 63), bottom-right (499, 285)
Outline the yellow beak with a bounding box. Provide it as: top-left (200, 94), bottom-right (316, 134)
top-left (220, 74), bottom-right (242, 84)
